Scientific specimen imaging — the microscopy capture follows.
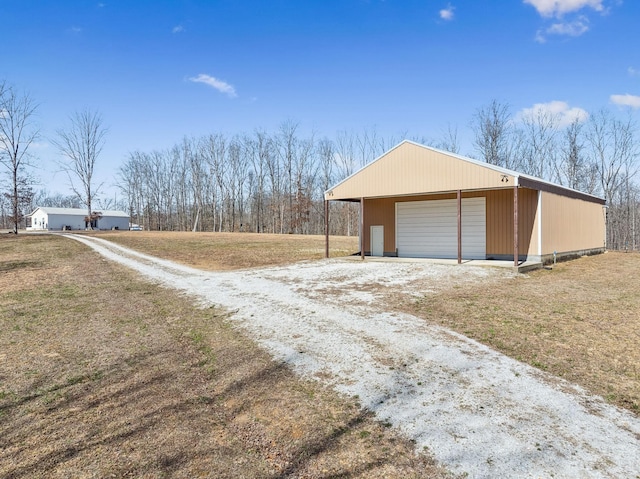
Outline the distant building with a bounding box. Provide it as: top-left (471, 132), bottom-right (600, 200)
top-left (27, 207), bottom-right (130, 231)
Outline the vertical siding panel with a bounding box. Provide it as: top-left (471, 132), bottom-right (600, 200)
top-left (486, 189), bottom-right (514, 256)
top-left (541, 192), bottom-right (605, 254)
top-left (364, 198), bottom-right (397, 254)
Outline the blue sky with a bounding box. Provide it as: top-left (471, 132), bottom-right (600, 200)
top-left (1, 0), bottom-right (639, 201)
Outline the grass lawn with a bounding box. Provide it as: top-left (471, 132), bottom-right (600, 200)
top-left (0, 233), bottom-right (445, 478)
top-left (85, 230), bottom-right (360, 270)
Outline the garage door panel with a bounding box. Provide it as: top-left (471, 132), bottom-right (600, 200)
top-left (396, 198), bottom-right (486, 259)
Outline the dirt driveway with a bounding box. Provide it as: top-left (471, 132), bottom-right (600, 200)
top-left (65, 234), bottom-right (640, 478)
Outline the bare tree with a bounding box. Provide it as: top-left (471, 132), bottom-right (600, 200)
top-left (276, 120), bottom-right (299, 233)
top-left (0, 82), bottom-right (39, 233)
top-left (186, 137), bottom-right (207, 231)
top-left (34, 189), bottom-right (82, 208)
top-left (585, 110), bottom-right (637, 205)
top-left (292, 135), bottom-right (317, 233)
top-left (554, 118), bottom-right (598, 193)
top-left (427, 123), bottom-right (461, 154)
top-left (203, 133), bottom-right (228, 231)
top-left (119, 151), bottom-right (148, 229)
top-left (247, 130), bottom-right (272, 232)
top-left (584, 110), bottom-right (639, 248)
top-left (54, 109), bottom-right (108, 228)
top-left (471, 100), bottom-right (516, 168)
top-left (334, 130), bottom-right (358, 236)
top-left (519, 107), bottom-right (558, 179)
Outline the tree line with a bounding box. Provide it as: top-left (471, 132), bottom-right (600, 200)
top-left (1, 79), bottom-right (639, 249)
top-left (117, 123), bottom-right (407, 236)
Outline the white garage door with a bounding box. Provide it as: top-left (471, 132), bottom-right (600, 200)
top-left (396, 198), bottom-right (486, 259)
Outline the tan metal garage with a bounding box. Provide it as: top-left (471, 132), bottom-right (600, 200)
top-left (324, 140), bottom-right (606, 268)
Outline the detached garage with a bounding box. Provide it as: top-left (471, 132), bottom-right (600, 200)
top-left (324, 140), bottom-right (606, 267)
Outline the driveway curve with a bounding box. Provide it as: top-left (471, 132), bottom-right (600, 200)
top-left (64, 234), bottom-right (640, 479)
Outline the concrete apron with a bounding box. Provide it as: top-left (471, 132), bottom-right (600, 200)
top-left (342, 255), bottom-right (543, 273)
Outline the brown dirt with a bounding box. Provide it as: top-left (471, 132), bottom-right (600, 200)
top-left (0, 234), bottom-right (449, 478)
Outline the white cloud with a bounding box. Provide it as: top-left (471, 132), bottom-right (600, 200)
top-left (172, 24), bottom-right (185, 34)
top-left (546, 17), bottom-right (589, 35)
top-left (523, 0), bottom-right (604, 18)
top-left (610, 94), bottom-right (640, 109)
top-left (535, 16), bottom-right (589, 42)
top-left (518, 101), bottom-right (589, 127)
top-left (189, 74), bottom-right (237, 98)
top-left (628, 67), bottom-right (640, 77)
top-left (439, 4), bottom-right (455, 21)
top-left (534, 30), bottom-right (547, 43)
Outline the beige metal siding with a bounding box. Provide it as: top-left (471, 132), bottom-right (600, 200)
top-left (541, 192), bottom-right (606, 254)
top-left (327, 142), bottom-right (515, 200)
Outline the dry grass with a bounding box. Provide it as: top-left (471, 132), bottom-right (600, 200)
top-left (0, 234), bottom-right (448, 478)
top-left (400, 252), bottom-right (640, 415)
top-left (85, 231), bottom-right (359, 271)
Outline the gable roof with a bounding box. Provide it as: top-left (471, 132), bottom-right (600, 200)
top-left (29, 207), bottom-right (129, 218)
top-left (325, 140), bottom-right (605, 205)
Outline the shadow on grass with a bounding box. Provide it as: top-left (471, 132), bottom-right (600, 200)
top-left (1, 342), bottom-right (427, 478)
top-left (0, 260), bottom-right (42, 273)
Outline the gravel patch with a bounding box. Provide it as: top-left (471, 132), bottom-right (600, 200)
top-left (65, 234), bottom-right (640, 479)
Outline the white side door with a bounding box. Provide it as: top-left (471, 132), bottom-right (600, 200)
top-left (370, 225), bottom-right (384, 256)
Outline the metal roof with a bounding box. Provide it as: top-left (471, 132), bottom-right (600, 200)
top-left (29, 207), bottom-right (130, 218)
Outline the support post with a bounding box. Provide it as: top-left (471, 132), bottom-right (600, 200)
top-left (514, 185), bottom-right (519, 267)
top-left (324, 200), bottom-right (329, 259)
top-left (360, 198), bottom-right (365, 260)
top-left (457, 189), bottom-right (462, 264)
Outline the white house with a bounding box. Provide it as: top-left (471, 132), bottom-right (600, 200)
top-left (27, 207), bottom-right (130, 231)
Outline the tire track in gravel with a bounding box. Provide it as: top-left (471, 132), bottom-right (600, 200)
top-left (64, 234), bottom-right (640, 479)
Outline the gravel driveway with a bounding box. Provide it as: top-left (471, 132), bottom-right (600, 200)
top-left (66, 234), bottom-right (640, 479)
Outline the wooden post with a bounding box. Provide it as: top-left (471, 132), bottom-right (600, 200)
top-left (514, 186), bottom-right (519, 267)
top-left (324, 200), bottom-right (329, 259)
top-left (360, 198), bottom-right (365, 260)
top-left (457, 189), bottom-right (462, 264)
